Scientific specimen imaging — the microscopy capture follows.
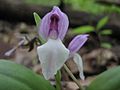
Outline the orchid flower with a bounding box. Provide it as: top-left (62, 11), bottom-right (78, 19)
top-left (37, 6), bottom-right (88, 80)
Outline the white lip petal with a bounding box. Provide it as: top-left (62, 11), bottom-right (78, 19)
top-left (73, 53), bottom-right (85, 80)
top-left (37, 39), bottom-right (69, 80)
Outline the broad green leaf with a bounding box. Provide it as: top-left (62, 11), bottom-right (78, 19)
top-left (71, 25), bottom-right (95, 34)
top-left (96, 16), bottom-right (109, 30)
top-left (100, 29), bottom-right (112, 35)
top-left (87, 66), bottom-right (120, 90)
top-left (0, 74), bottom-right (32, 90)
top-left (33, 12), bottom-right (41, 27)
top-left (0, 60), bottom-right (55, 90)
top-left (101, 42), bottom-right (112, 49)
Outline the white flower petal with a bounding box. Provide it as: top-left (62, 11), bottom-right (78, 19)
top-left (37, 39), bottom-right (69, 80)
top-left (73, 53), bottom-right (85, 80)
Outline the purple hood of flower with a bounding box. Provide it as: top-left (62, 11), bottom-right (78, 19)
top-left (39, 6), bottom-right (69, 40)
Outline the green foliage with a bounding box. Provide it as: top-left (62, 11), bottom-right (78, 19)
top-left (65, 0), bottom-right (120, 14)
top-left (33, 12), bottom-right (41, 27)
top-left (25, 0), bottom-right (59, 6)
top-left (0, 60), bottom-right (55, 90)
top-left (71, 16), bottom-right (112, 49)
top-left (25, 0), bottom-right (120, 14)
top-left (87, 66), bottom-right (120, 90)
top-left (71, 16), bottom-right (109, 34)
top-left (96, 16), bottom-right (109, 30)
top-left (70, 25), bottom-right (95, 34)
top-left (101, 42), bottom-right (112, 49)
top-left (26, 0), bottom-right (120, 14)
top-left (100, 29), bottom-right (112, 35)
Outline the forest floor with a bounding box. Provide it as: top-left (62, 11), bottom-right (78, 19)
top-left (0, 20), bottom-right (120, 90)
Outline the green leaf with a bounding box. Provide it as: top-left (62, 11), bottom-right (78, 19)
top-left (96, 16), bottom-right (109, 30)
top-left (33, 12), bottom-right (45, 44)
top-left (33, 12), bottom-right (41, 27)
top-left (0, 60), bottom-right (55, 90)
top-left (101, 42), bottom-right (112, 49)
top-left (71, 25), bottom-right (95, 34)
top-left (87, 66), bottom-right (120, 90)
top-left (100, 29), bottom-right (112, 35)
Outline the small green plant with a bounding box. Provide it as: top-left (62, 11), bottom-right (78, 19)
top-left (96, 16), bottom-right (112, 48)
top-left (71, 16), bottom-right (112, 49)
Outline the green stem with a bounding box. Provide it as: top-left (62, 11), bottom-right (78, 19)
top-left (55, 70), bottom-right (62, 90)
top-left (63, 64), bottom-right (83, 90)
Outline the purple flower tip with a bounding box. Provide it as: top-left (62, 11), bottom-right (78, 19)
top-left (68, 34), bottom-right (89, 54)
top-left (52, 6), bottom-right (60, 12)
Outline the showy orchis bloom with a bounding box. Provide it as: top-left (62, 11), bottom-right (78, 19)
top-left (37, 6), bottom-right (88, 80)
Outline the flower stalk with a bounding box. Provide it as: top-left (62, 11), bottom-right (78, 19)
top-left (55, 70), bottom-right (62, 90)
top-left (63, 64), bottom-right (83, 90)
